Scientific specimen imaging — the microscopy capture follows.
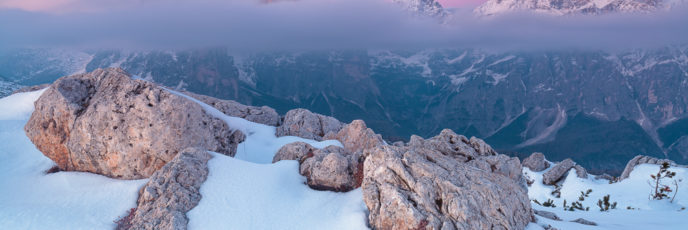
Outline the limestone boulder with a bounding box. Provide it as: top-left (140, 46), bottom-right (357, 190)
top-left (24, 68), bottom-right (244, 179)
top-left (619, 155), bottom-right (678, 180)
top-left (129, 148), bottom-right (211, 230)
top-left (324, 119), bottom-right (384, 154)
top-left (184, 91), bottom-right (280, 126)
top-left (300, 145), bottom-right (363, 192)
top-left (542, 159), bottom-right (575, 185)
top-left (276, 108), bottom-right (344, 141)
top-left (523, 152), bottom-right (550, 172)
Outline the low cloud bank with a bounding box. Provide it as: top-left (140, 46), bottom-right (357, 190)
top-left (0, 0), bottom-right (686, 51)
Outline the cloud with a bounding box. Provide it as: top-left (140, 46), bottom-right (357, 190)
top-left (0, 0), bottom-right (686, 51)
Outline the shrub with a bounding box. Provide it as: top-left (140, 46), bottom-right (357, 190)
top-left (649, 162), bottom-right (680, 202)
top-left (597, 194), bottom-right (617, 211)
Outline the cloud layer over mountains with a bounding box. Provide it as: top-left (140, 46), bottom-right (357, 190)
top-left (0, 0), bottom-right (687, 51)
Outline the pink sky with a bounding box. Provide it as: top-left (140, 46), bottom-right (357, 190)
top-left (438, 0), bottom-right (487, 7)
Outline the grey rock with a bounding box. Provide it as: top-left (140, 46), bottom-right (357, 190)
top-left (523, 152), bottom-right (550, 172)
top-left (324, 119), bottom-right (384, 154)
top-left (24, 68), bottom-right (244, 179)
top-left (300, 145), bottom-right (362, 192)
top-left (276, 108), bottom-right (344, 141)
top-left (407, 129), bottom-right (494, 162)
top-left (594, 173), bottom-right (615, 181)
top-left (533, 209), bottom-right (561, 221)
top-left (130, 147), bottom-right (212, 230)
top-left (573, 165), bottom-right (588, 179)
top-left (184, 91), bottom-right (280, 126)
top-left (272, 142), bottom-right (316, 163)
top-left (542, 159), bottom-right (575, 185)
top-left (620, 155), bottom-right (677, 180)
top-left (470, 154), bottom-right (524, 183)
top-left (570, 218), bottom-right (597, 226)
top-left (362, 143), bottom-right (533, 230)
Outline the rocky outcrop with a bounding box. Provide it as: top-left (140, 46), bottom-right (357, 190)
top-left (620, 155), bottom-right (677, 180)
top-left (130, 148), bottom-right (211, 230)
top-left (362, 131), bottom-right (533, 230)
top-left (533, 209), bottom-right (561, 221)
top-left (276, 109), bottom-right (344, 141)
top-left (324, 119), bottom-right (384, 154)
top-left (273, 142), bottom-right (362, 192)
top-left (523, 152), bottom-right (550, 172)
top-left (573, 165), bottom-right (588, 179)
top-left (470, 154), bottom-right (524, 183)
top-left (184, 91), bottom-right (280, 126)
top-left (542, 159), bottom-right (575, 185)
top-left (300, 145), bottom-right (363, 192)
top-left (24, 68), bottom-right (244, 179)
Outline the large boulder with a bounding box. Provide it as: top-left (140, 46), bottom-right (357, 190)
top-left (276, 108), bottom-right (344, 141)
top-left (24, 68), bottom-right (244, 179)
top-left (362, 144), bottom-right (533, 230)
top-left (324, 119), bottom-right (384, 154)
top-left (619, 155), bottom-right (677, 180)
top-left (184, 91), bottom-right (280, 126)
top-left (522, 152), bottom-right (550, 172)
top-left (274, 142), bottom-right (362, 192)
top-left (407, 129), bottom-right (493, 162)
top-left (129, 148), bottom-right (212, 230)
top-left (542, 159), bottom-right (575, 185)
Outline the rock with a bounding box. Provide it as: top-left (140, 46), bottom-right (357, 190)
top-left (362, 144), bottom-right (533, 230)
top-left (129, 148), bottom-right (211, 230)
top-left (407, 129), bottom-right (493, 162)
top-left (533, 209), bottom-right (561, 221)
top-left (570, 218), bottom-right (597, 226)
top-left (300, 145), bottom-right (362, 192)
top-left (276, 108), bottom-right (344, 141)
top-left (469, 154), bottom-right (524, 183)
top-left (184, 91), bottom-right (280, 126)
top-left (274, 143), bottom-right (362, 192)
top-left (12, 83), bottom-right (50, 94)
top-left (619, 155), bottom-right (676, 180)
top-left (573, 165), bottom-right (588, 179)
top-left (542, 159), bottom-right (575, 185)
top-left (392, 141), bottom-right (405, 147)
top-left (324, 119), bottom-right (384, 154)
top-left (469, 136), bottom-right (498, 156)
top-left (24, 68), bottom-right (244, 179)
top-left (272, 142), bottom-right (316, 163)
top-left (523, 152), bottom-right (550, 172)
top-left (594, 173), bottom-right (615, 181)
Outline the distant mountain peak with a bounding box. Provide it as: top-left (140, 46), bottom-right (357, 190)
top-left (474, 0), bottom-right (684, 16)
top-left (393, 0), bottom-right (448, 18)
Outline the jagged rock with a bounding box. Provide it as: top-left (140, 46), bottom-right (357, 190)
top-left (470, 154), bottom-right (524, 183)
top-left (392, 141), bottom-right (405, 147)
top-left (24, 68), bottom-right (244, 179)
top-left (362, 143), bottom-right (533, 230)
top-left (542, 159), bottom-right (575, 185)
top-left (12, 83), bottom-right (50, 94)
top-left (276, 108), bottom-right (344, 141)
top-left (523, 152), bottom-right (550, 172)
top-left (273, 143), bottom-right (362, 192)
top-left (324, 119), bottom-right (384, 154)
top-left (571, 218), bottom-right (597, 226)
top-left (129, 148), bottom-right (211, 230)
top-left (620, 155), bottom-right (676, 180)
top-left (469, 136), bottom-right (498, 156)
top-left (573, 165), bottom-right (588, 179)
top-left (407, 129), bottom-right (493, 162)
top-left (533, 209), bottom-right (561, 221)
top-left (300, 145), bottom-right (362, 192)
top-left (184, 91), bottom-right (280, 126)
top-left (272, 142), bottom-right (316, 163)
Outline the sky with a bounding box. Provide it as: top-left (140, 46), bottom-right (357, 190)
top-left (0, 0), bottom-right (687, 51)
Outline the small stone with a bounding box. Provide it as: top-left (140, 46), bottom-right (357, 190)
top-left (570, 218), bottom-right (597, 226)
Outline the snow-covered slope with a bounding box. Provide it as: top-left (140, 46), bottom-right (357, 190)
top-left (474, 0), bottom-right (685, 16)
top-left (526, 161), bottom-right (688, 229)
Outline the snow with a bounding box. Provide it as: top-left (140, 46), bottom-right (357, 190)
top-left (526, 160), bottom-right (688, 230)
top-left (0, 90), bottom-right (147, 230)
top-left (171, 89), bottom-right (369, 229)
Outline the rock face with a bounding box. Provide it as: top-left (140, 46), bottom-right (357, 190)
top-left (276, 108), bottom-right (344, 141)
top-left (130, 148), bottom-right (211, 230)
top-left (523, 152), bottom-right (550, 172)
top-left (542, 159), bottom-right (575, 185)
top-left (573, 165), bottom-right (588, 179)
top-left (24, 68), bottom-right (244, 179)
top-left (619, 155), bottom-right (677, 180)
top-left (324, 119), bottom-right (385, 154)
top-left (184, 91), bottom-right (280, 126)
top-left (362, 130), bottom-right (532, 230)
